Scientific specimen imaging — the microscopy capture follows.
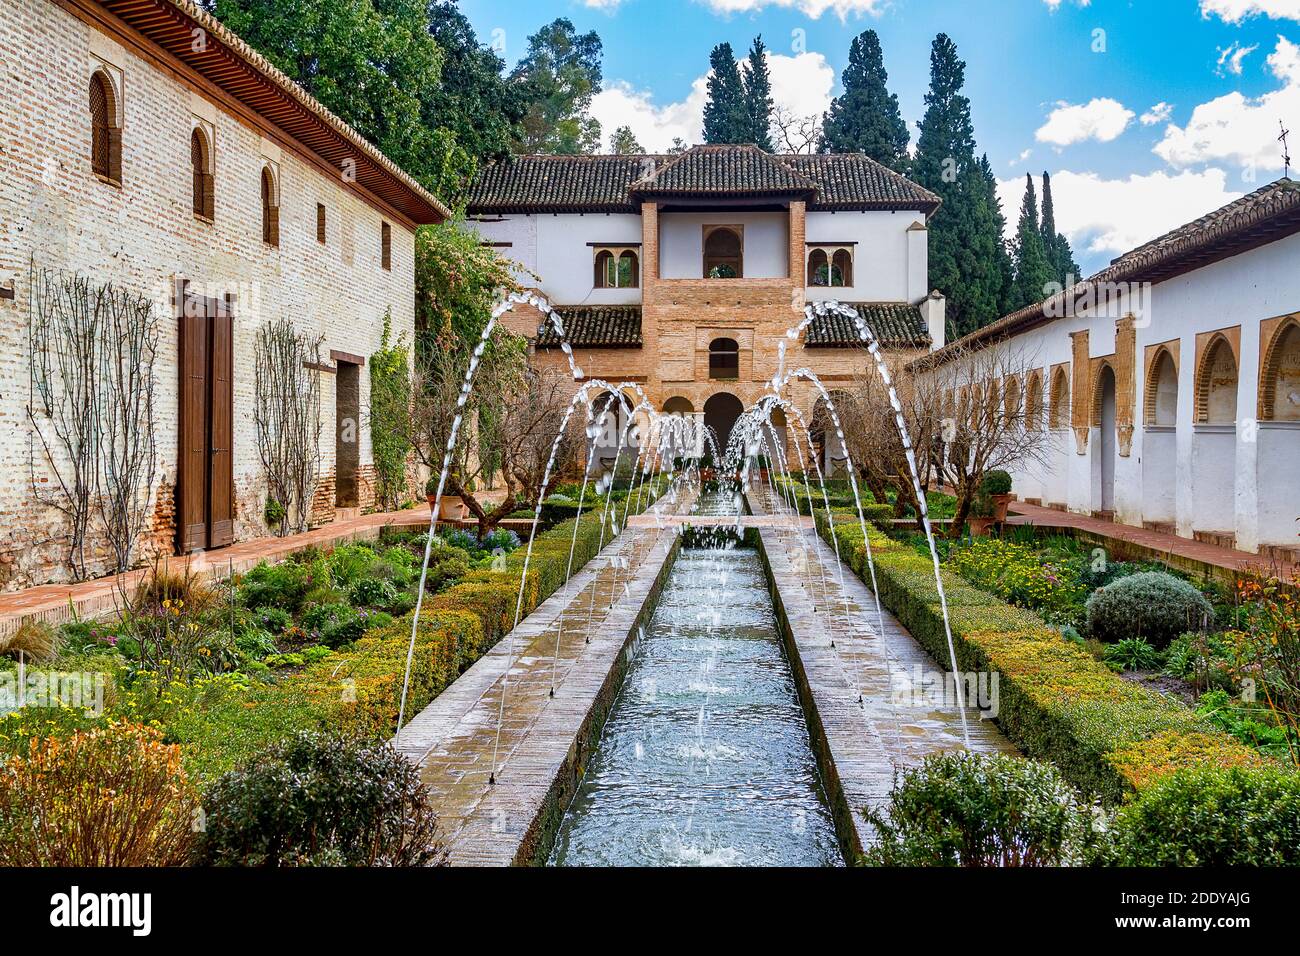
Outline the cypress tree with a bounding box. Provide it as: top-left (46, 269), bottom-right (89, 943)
top-left (1039, 171), bottom-right (1080, 287)
top-left (1011, 174), bottom-right (1054, 310)
top-left (911, 34), bottom-right (1005, 337)
top-left (820, 29), bottom-right (909, 171)
top-left (741, 36), bottom-right (774, 149)
top-left (703, 43), bottom-right (748, 145)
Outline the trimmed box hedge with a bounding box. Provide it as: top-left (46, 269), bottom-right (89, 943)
top-left (177, 495), bottom-right (651, 784)
top-left (816, 511), bottom-right (1265, 803)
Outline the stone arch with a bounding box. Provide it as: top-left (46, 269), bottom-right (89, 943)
top-left (1144, 346), bottom-right (1179, 427)
top-left (703, 225), bottom-right (743, 278)
top-left (703, 392), bottom-right (744, 456)
top-left (1195, 334), bottom-right (1239, 424)
top-left (1259, 316), bottom-right (1300, 422)
top-left (88, 69), bottom-right (121, 184)
top-left (190, 126), bottom-right (214, 219)
top-left (260, 165), bottom-right (280, 247)
top-left (1004, 376), bottom-right (1022, 423)
top-left (709, 337), bottom-right (740, 380)
top-left (1091, 359), bottom-right (1116, 427)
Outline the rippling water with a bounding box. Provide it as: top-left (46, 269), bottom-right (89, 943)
top-left (548, 546), bottom-right (843, 867)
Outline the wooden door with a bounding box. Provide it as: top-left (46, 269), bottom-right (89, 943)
top-left (175, 280), bottom-right (235, 554)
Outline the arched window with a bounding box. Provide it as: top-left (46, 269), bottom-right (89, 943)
top-left (985, 380), bottom-right (1000, 430)
top-left (1144, 348), bottom-right (1178, 426)
top-left (89, 71), bottom-right (121, 185)
top-left (832, 249), bottom-right (853, 288)
top-left (260, 166), bottom-right (279, 247)
top-left (709, 337), bottom-right (740, 380)
top-left (663, 397), bottom-right (694, 417)
top-left (1049, 367), bottom-right (1070, 430)
top-left (191, 127), bottom-right (214, 220)
top-left (807, 248), bottom-right (829, 286)
top-left (1025, 372), bottom-right (1044, 430)
top-left (1260, 319), bottom-right (1300, 422)
top-left (1196, 336), bottom-right (1238, 425)
top-left (593, 247), bottom-right (638, 288)
top-left (703, 226), bottom-right (742, 278)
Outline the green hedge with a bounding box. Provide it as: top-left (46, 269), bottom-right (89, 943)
top-left (816, 511), bottom-right (1266, 803)
top-left (177, 496), bottom-right (651, 785)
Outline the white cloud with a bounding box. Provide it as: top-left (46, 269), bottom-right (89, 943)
top-left (1042, 0), bottom-right (1092, 8)
top-left (1217, 40), bottom-right (1259, 74)
top-left (591, 51), bottom-right (834, 152)
top-left (1140, 102), bottom-right (1174, 125)
top-left (1155, 35), bottom-right (1300, 172)
top-left (1009, 148), bottom-right (1033, 166)
top-left (581, 0), bottom-right (625, 8)
top-left (996, 168), bottom-right (1243, 262)
top-left (699, 0), bottom-right (887, 19)
top-left (1201, 0), bottom-right (1300, 23)
top-left (1036, 98), bottom-right (1135, 146)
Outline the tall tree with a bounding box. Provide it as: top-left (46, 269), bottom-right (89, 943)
top-left (510, 18), bottom-right (603, 154)
top-left (703, 42), bottom-right (749, 144)
top-left (820, 29), bottom-right (909, 171)
top-left (1010, 174), bottom-right (1054, 311)
top-left (212, 0), bottom-right (447, 190)
top-left (424, 1), bottom-right (528, 168)
top-left (1039, 172), bottom-right (1081, 287)
top-left (741, 36), bottom-right (774, 149)
top-left (608, 125), bottom-right (644, 155)
top-left (911, 34), bottom-right (1006, 337)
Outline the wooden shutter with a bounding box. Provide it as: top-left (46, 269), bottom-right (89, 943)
top-left (207, 294), bottom-right (235, 548)
top-left (268, 205), bottom-right (279, 247)
top-left (381, 222), bottom-right (391, 270)
top-left (316, 203), bottom-right (326, 243)
top-left (201, 173), bottom-right (215, 220)
top-left (176, 280), bottom-right (209, 554)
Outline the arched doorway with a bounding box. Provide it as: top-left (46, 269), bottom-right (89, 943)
top-left (1095, 365), bottom-right (1117, 513)
top-left (1142, 348), bottom-right (1178, 527)
top-left (662, 396), bottom-right (697, 459)
top-left (703, 392), bottom-right (743, 460)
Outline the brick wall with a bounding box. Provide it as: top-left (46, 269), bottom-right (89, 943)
top-left (0, 0), bottom-right (419, 588)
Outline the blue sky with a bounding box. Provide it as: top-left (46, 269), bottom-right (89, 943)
top-left (459, 0), bottom-right (1300, 275)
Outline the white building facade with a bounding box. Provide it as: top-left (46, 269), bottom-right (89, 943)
top-left (914, 180), bottom-right (1300, 561)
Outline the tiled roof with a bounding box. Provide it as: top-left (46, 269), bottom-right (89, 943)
top-left (535, 306), bottom-right (643, 349)
top-left (784, 154), bottom-right (941, 213)
top-left (913, 177), bottom-right (1300, 370)
top-left (469, 156), bottom-right (648, 213)
top-left (467, 145), bottom-right (939, 214)
top-left (631, 144), bottom-right (819, 198)
top-left (804, 303), bottom-right (930, 349)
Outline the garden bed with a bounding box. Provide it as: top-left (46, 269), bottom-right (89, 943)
top-left (816, 511), bottom-right (1266, 803)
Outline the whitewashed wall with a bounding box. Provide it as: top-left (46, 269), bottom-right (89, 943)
top-left (804, 210), bottom-right (928, 304)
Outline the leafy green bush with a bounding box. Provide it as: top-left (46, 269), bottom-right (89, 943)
top-left (862, 752), bottom-right (1102, 866)
top-left (818, 511), bottom-right (1262, 801)
top-left (239, 563), bottom-right (315, 614)
top-left (980, 469), bottom-right (1012, 495)
top-left (251, 606), bottom-right (293, 636)
top-left (349, 577), bottom-right (398, 609)
top-left (1195, 690), bottom-right (1293, 759)
top-left (195, 732), bottom-right (442, 866)
top-left (1103, 637), bottom-right (1160, 672)
top-left (1107, 765), bottom-right (1300, 866)
top-left (1163, 631), bottom-right (1236, 691)
top-left (1086, 571), bottom-right (1215, 647)
top-left (949, 537), bottom-right (1087, 627)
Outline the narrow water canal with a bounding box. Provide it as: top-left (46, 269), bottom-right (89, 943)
top-left (548, 541), bottom-right (843, 866)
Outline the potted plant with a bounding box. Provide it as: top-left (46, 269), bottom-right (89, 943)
top-left (981, 469), bottom-right (1014, 523)
top-left (967, 487), bottom-right (996, 537)
top-left (427, 475), bottom-right (467, 521)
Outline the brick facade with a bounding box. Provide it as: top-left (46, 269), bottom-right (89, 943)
top-left (0, 0), bottom-right (435, 589)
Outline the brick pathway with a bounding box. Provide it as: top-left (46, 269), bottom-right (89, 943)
top-left (0, 506), bottom-right (434, 639)
top-left (1005, 500), bottom-right (1296, 581)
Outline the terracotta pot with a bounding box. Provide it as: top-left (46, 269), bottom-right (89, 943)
top-left (968, 516), bottom-right (995, 537)
top-left (436, 495), bottom-right (467, 521)
top-left (991, 493), bottom-right (1014, 523)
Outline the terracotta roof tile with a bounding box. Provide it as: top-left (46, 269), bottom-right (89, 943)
top-left (805, 302), bottom-right (930, 349)
top-left (535, 306), bottom-right (642, 349)
top-left (631, 144), bottom-right (819, 197)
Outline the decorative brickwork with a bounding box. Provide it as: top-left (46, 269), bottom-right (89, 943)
top-left (1070, 330), bottom-right (1091, 454)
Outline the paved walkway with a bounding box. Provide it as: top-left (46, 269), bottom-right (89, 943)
top-left (749, 488), bottom-right (1015, 854)
top-left (394, 489), bottom-right (694, 866)
top-left (0, 506), bottom-right (433, 639)
top-left (1006, 500), bottom-right (1296, 580)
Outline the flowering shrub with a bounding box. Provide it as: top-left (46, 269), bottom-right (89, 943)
top-left (0, 721), bottom-right (197, 866)
top-left (948, 538), bottom-right (1088, 627)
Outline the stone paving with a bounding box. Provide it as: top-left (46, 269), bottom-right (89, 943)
top-left (394, 490), bottom-right (694, 866)
top-left (748, 487), bottom-right (1015, 855)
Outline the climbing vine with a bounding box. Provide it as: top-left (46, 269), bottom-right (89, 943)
top-left (369, 310), bottom-right (411, 511)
